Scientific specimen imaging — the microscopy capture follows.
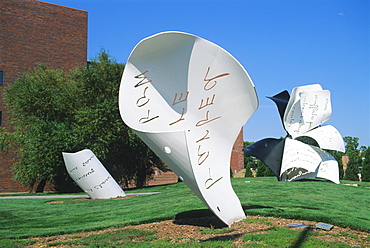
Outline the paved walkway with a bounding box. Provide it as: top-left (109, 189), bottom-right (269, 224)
top-left (0, 192), bottom-right (161, 199)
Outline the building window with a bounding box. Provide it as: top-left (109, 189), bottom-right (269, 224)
top-left (0, 111), bottom-right (2, 126)
top-left (0, 71), bottom-right (3, 85)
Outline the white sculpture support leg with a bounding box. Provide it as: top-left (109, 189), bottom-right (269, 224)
top-left (119, 32), bottom-right (258, 226)
top-left (63, 149), bottom-right (126, 199)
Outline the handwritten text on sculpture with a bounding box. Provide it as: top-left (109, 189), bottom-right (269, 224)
top-left (132, 66), bottom-right (229, 190)
top-left (63, 149), bottom-right (125, 199)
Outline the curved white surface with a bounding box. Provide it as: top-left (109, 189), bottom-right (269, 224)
top-left (280, 138), bottom-right (321, 179)
top-left (119, 31), bottom-right (258, 226)
top-left (284, 84), bottom-right (332, 138)
top-left (302, 125), bottom-right (345, 152)
top-left (63, 149), bottom-right (126, 199)
top-left (280, 139), bottom-right (340, 184)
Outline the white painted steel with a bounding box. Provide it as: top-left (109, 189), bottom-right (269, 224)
top-left (62, 149), bottom-right (126, 199)
top-left (279, 84), bottom-right (344, 184)
top-left (284, 84), bottom-right (332, 138)
top-left (119, 32), bottom-right (258, 226)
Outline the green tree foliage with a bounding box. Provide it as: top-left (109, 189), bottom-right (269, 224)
top-left (243, 141), bottom-right (255, 169)
top-left (343, 136), bottom-right (362, 181)
top-left (244, 141), bottom-right (275, 177)
top-left (243, 141), bottom-right (275, 177)
top-left (328, 136), bottom-right (369, 182)
top-left (360, 146), bottom-right (370, 182)
top-left (3, 64), bottom-right (80, 191)
top-left (243, 141), bottom-right (257, 177)
top-left (244, 164), bottom-right (253, 177)
top-left (70, 52), bottom-right (164, 189)
top-left (327, 149), bottom-right (345, 179)
top-left (2, 51), bottom-right (162, 192)
top-left (256, 161), bottom-right (275, 177)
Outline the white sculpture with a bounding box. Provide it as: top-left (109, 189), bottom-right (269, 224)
top-left (281, 84), bottom-right (344, 183)
top-left (119, 31), bottom-right (258, 226)
top-left (245, 84), bottom-right (344, 184)
top-left (62, 149), bottom-right (126, 199)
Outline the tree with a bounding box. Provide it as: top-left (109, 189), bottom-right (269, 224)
top-left (2, 50), bottom-right (162, 192)
top-left (244, 164), bottom-right (253, 177)
top-left (243, 141), bottom-right (257, 177)
top-left (360, 146), bottom-right (370, 182)
top-left (3, 64), bottom-right (81, 191)
top-left (243, 141), bottom-right (255, 169)
top-left (343, 136), bottom-right (362, 181)
top-left (70, 51), bottom-right (165, 188)
top-left (244, 141), bottom-right (276, 177)
top-left (256, 160), bottom-right (275, 177)
top-left (327, 150), bottom-right (345, 179)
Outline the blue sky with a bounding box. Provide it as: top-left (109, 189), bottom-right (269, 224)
top-left (44, 0), bottom-right (370, 147)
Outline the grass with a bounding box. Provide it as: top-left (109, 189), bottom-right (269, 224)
top-left (0, 177), bottom-right (369, 247)
top-left (0, 228), bottom-right (358, 248)
top-left (241, 226), bottom-right (352, 248)
top-left (242, 217), bottom-right (273, 226)
top-left (4, 227), bottom-right (358, 248)
top-left (239, 177), bottom-right (370, 231)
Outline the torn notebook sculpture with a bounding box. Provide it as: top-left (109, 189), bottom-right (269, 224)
top-left (119, 32), bottom-right (258, 226)
top-left (244, 84), bottom-right (345, 184)
top-left (63, 149), bottom-right (126, 199)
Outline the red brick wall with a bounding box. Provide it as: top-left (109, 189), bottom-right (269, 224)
top-left (230, 129), bottom-right (245, 175)
top-left (0, 0), bottom-right (87, 192)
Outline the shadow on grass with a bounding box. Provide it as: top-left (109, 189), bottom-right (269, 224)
top-left (174, 209), bottom-right (227, 228)
top-left (242, 205), bottom-right (277, 211)
top-left (174, 205), bottom-right (278, 228)
top-left (290, 226), bottom-right (313, 248)
top-left (202, 233), bottom-right (245, 242)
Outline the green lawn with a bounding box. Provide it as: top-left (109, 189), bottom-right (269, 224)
top-left (0, 177), bottom-right (369, 242)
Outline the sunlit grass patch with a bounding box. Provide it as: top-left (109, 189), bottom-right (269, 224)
top-left (0, 177), bottom-right (368, 247)
top-left (242, 217), bottom-right (273, 226)
top-left (242, 227), bottom-right (352, 248)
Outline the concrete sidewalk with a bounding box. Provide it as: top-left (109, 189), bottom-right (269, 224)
top-left (0, 192), bottom-right (161, 199)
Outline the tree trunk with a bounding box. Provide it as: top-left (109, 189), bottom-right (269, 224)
top-left (35, 178), bottom-right (47, 193)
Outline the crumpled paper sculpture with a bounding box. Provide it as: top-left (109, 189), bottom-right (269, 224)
top-left (119, 31), bottom-right (258, 226)
top-left (63, 149), bottom-right (126, 199)
top-left (245, 84), bottom-right (345, 184)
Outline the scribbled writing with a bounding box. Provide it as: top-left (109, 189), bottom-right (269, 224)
top-left (195, 67), bottom-right (229, 189)
top-left (74, 168), bottom-right (94, 182)
top-left (94, 176), bottom-right (112, 189)
top-left (82, 155), bottom-right (94, 167)
top-left (133, 66), bottom-right (159, 124)
top-left (285, 167), bottom-right (311, 181)
top-left (132, 65), bottom-right (230, 191)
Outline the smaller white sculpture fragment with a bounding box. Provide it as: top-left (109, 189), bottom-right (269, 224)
top-left (245, 84), bottom-right (344, 184)
top-left (62, 149), bottom-right (126, 199)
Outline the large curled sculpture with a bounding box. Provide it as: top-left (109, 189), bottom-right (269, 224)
top-left (245, 84), bottom-right (345, 184)
top-left (119, 31), bottom-right (258, 226)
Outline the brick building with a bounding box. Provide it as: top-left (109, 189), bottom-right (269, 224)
top-left (0, 0), bottom-right (245, 193)
top-left (231, 130), bottom-right (245, 175)
top-left (0, 0), bottom-right (87, 192)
